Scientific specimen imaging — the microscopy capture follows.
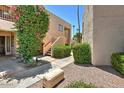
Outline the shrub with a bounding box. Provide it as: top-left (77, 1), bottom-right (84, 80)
top-left (111, 53), bottom-right (124, 75)
top-left (52, 45), bottom-right (71, 58)
top-left (65, 81), bottom-right (96, 88)
top-left (72, 43), bottom-right (91, 64)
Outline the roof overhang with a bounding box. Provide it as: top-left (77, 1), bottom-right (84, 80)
top-left (0, 19), bottom-right (17, 32)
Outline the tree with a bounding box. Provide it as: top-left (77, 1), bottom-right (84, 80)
top-left (77, 5), bottom-right (81, 43)
top-left (72, 25), bottom-right (75, 37)
top-left (73, 32), bottom-right (82, 43)
top-left (15, 6), bottom-right (49, 65)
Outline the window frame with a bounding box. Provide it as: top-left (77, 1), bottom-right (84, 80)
top-left (58, 24), bottom-right (64, 32)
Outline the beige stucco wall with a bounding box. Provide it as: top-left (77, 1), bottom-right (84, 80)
top-left (0, 31), bottom-right (12, 36)
top-left (44, 11), bottom-right (71, 45)
top-left (82, 5), bottom-right (93, 63)
top-left (82, 5), bottom-right (93, 46)
top-left (43, 11), bottom-right (71, 55)
top-left (0, 19), bottom-right (16, 31)
top-left (92, 5), bottom-right (124, 65)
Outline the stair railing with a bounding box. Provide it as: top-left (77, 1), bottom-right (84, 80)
top-left (51, 36), bottom-right (66, 56)
top-left (43, 36), bottom-right (66, 56)
top-left (43, 41), bottom-right (52, 55)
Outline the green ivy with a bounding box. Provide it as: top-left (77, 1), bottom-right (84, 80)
top-left (15, 6), bottom-right (49, 64)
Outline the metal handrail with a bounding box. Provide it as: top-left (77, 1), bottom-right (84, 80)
top-left (0, 12), bottom-right (15, 22)
top-left (51, 37), bottom-right (61, 47)
top-left (43, 41), bottom-right (52, 47)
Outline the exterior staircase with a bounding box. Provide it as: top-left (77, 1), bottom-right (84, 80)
top-left (45, 48), bottom-right (51, 56)
top-left (43, 36), bottom-right (66, 56)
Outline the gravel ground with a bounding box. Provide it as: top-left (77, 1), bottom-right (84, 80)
top-left (29, 63), bottom-right (124, 88)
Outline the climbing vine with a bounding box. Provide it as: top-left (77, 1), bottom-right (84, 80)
top-left (15, 5), bottom-right (49, 64)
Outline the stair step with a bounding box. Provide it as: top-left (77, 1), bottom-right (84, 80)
top-left (47, 51), bottom-right (51, 53)
top-left (47, 50), bottom-right (51, 52)
top-left (46, 53), bottom-right (51, 56)
top-left (45, 49), bottom-right (51, 56)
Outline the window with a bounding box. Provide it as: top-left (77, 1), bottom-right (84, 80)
top-left (58, 24), bottom-right (63, 31)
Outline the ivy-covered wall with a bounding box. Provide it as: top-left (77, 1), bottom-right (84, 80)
top-left (15, 5), bottom-right (49, 64)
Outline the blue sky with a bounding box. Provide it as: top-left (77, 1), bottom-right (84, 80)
top-left (45, 5), bottom-right (85, 37)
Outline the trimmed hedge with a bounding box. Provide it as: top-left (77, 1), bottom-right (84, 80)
top-left (52, 45), bottom-right (71, 58)
top-left (65, 81), bottom-right (96, 88)
top-left (72, 43), bottom-right (91, 64)
top-left (111, 53), bottom-right (124, 75)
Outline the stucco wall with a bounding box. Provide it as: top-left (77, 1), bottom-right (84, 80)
top-left (82, 6), bottom-right (93, 45)
top-left (0, 31), bottom-right (12, 36)
top-left (82, 5), bottom-right (93, 63)
top-left (93, 5), bottom-right (124, 65)
top-left (0, 19), bottom-right (16, 31)
top-left (44, 11), bottom-right (71, 44)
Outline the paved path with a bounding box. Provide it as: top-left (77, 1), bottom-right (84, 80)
top-left (30, 63), bottom-right (124, 88)
top-left (0, 56), bottom-right (74, 88)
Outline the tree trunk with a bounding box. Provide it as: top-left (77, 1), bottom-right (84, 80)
top-left (77, 5), bottom-right (81, 43)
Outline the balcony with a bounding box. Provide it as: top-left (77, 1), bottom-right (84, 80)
top-left (0, 11), bottom-right (15, 22)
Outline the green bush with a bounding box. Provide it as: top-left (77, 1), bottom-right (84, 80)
top-left (52, 45), bottom-right (71, 58)
top-left (65, 81), bottom-right (96, 88)
top-left (111, 53), bottom-right (124, 75)
top-left (72, 43), bottom-right (91, 64)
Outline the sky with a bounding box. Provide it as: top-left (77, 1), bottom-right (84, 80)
top-left (45, 5), bottom-right (85, 37)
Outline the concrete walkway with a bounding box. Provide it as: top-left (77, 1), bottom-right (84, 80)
top-left (0, 56), bottom-right (74, 88)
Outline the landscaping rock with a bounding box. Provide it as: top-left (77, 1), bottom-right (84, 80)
top-left (0, 71), bottom-right (8, 79)
top-left (0, 70), bottom-right (15, 79)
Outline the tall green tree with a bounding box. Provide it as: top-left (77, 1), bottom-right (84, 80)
top-left (15, 6), bottom-right (49, 64)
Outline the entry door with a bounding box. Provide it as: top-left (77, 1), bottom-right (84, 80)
top-left (5, 36), bottom-right (11, 55)
top-left (0, 36), bottom-right (5, 55)
top-left (64, 29), bottom-right (70, 44)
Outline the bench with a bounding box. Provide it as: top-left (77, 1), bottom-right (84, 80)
top-left (43, 68), bottom-right (64, 88)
